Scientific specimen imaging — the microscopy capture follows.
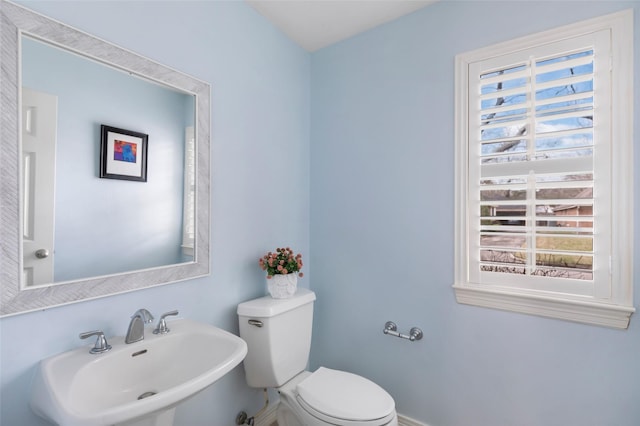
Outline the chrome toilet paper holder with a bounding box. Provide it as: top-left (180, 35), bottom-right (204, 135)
top-left (383, 321), bottom-right (423, 342)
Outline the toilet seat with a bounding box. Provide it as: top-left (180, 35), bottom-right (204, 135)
top-left (295, 367), bottom-right (396, 425)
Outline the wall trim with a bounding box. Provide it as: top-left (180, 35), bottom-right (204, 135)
top-left (398, 414), bottom-right (429, 426)
top-left (252, 402), bottom-right (429, 426)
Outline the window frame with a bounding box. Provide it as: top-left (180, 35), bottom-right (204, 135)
top-left (453, 10), bottom-right (635, 329)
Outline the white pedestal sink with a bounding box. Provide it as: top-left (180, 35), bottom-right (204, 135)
top-left (30, 319), bottom-right (247, 426)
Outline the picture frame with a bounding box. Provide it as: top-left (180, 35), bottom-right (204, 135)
top-left (100, 125), bottom-right (148, 182)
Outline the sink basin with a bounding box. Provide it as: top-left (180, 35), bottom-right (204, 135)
top-left (30, 319), bottom-right (247, 426)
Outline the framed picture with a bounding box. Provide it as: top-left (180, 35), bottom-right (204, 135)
top-left (100, 125), bottom-right (148, 182)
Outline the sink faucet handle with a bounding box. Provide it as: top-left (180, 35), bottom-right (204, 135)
top-left (153, 310), bottom-right (179, 335)
top-left (133, 308), bottom-right (154, 323)
top-left (79, 330), bottom-right (112, 354)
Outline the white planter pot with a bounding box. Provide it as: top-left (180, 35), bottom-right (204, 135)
top-left (267, 273), bottom-right (298, 299)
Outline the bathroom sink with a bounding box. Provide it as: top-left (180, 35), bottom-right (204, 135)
top-left (30, 319), bottom-right (247, 426)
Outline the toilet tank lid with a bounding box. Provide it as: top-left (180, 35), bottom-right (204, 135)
top-left (237, 288), bottom-right (316, 318)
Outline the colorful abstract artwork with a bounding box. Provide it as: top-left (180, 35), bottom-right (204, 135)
top-left (113, 140), bottom-right (137, 163)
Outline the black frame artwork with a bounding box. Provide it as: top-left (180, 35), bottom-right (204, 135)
top-left (100, 125), bottom-right (148, 182)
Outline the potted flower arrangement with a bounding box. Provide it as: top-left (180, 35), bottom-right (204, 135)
top-left (259, 247), bottom-right (303, 299)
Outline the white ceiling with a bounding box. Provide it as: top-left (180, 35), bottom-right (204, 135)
top-left (245, 0), bottom-right (438, 52)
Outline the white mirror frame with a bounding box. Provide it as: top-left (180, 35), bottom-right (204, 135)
top-left (0, 0), bottom-right (211, 317)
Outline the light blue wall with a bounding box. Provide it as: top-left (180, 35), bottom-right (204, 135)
top-left (310, 1), bottom-right (640, 426)
top-left (1, 1), bottom-right (309, 425)
top-left (22, 37), bottom-right (193, 281)
top-left (3, 1), bottom-right (640, 426)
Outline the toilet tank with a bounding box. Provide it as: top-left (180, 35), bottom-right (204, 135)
top-left (237, 288), bottom-right (316, 388)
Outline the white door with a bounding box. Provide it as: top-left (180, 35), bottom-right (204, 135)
top-left (22, 87), bottom-right (57, 286)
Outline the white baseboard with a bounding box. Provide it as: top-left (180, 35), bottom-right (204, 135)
top-left (398, 414), bottom-right (429, 426)
top-left (252, 403), bottom-right (428, 426)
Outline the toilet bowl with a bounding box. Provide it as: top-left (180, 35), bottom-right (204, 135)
top-left (277, 368), bottom-right (398, 426)
top-left (237, 289), bottom-right (398, 426)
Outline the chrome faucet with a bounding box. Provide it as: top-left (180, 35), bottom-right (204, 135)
top-left (79, 330), bottom-right (112, 354)
top-left (125, 308), bottom-right (154, 344)
top-left (153, 310), bottom-right (179, 334)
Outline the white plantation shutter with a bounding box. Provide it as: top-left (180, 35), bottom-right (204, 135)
top-left (468, 31), bottom-right (609, 297)
top-left (454, 11), bottom-right (634, 328)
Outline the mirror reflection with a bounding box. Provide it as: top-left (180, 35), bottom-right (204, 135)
top-left (21, 36), bottom-right (195, 286)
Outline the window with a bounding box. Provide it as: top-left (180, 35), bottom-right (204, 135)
top-left (454, 10), bottom-right (634, 329)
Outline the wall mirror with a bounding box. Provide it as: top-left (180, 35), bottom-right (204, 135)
top-left (0, 0), bottom-right (211, 316)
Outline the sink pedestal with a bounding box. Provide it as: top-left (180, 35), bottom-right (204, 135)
top-left (121, 408), bottom-right (175, 426)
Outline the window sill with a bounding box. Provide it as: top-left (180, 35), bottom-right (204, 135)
top-left (453, 284), bottom-right (635, 329)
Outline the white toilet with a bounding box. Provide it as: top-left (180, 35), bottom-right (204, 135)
top-left (237, 288), bottom-right (398, 426)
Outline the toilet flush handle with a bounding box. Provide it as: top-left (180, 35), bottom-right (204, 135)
top-left (248, 319), bottom-right (263, 328)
